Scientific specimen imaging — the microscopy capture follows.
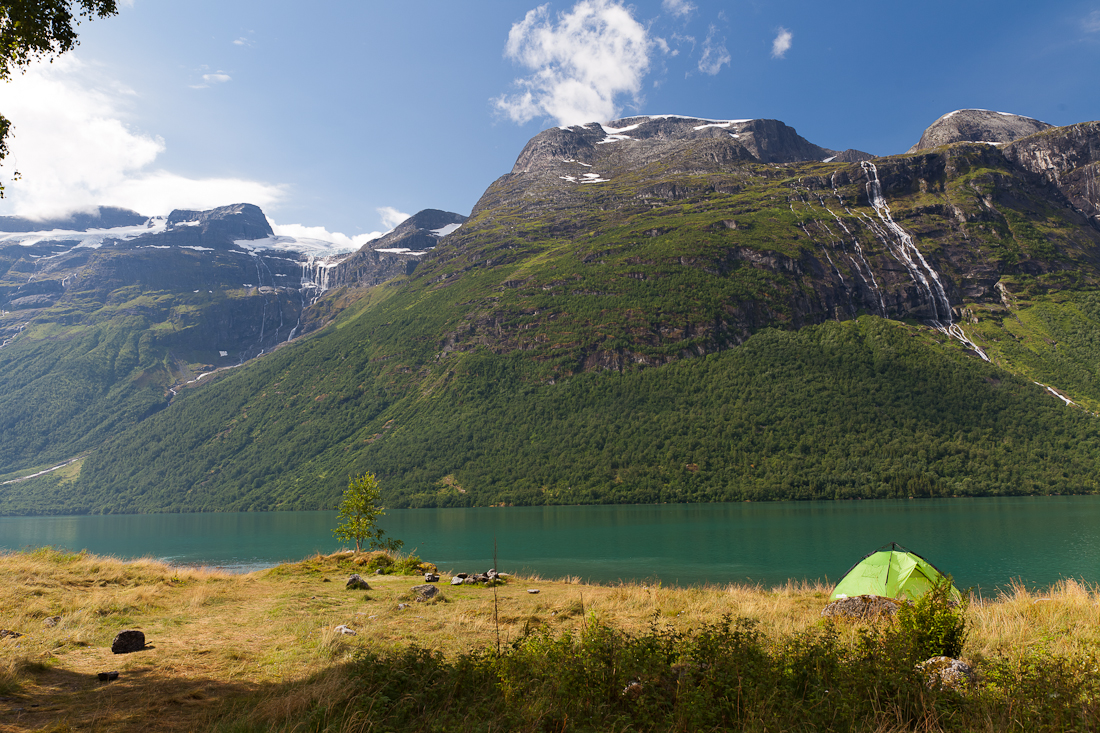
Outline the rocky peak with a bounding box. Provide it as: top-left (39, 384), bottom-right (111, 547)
top-left (365, 209), bottom-right (467, 253)
top-left (164, 203), bottom-right (273, 244)
top-left (907, 109), bottom-right (1053, 153)
top-left (326, 209), bottom-right (468, 290)
top-left (511, 115), bottom-right (839, 175)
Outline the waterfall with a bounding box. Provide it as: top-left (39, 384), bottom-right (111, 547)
top-left (859, 162), bottom-right (990, 361)
top-left (861, 161), bottom-right (952, 321)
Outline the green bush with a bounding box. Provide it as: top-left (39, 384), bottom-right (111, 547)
top-left (894, 577), bottom-right (968, 660)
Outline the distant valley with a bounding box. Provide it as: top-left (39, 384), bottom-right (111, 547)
top-left (3, 109), bottom-right (1100, 514)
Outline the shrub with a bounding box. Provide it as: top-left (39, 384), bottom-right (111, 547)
top-left (895, 576), bottom-right (968, 660)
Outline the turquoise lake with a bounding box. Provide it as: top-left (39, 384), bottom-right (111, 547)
top-left (1, 496), bottom-right (1097, 593)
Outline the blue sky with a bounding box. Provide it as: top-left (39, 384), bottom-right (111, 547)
top-left (0, 0), bottom-right (1097, 245)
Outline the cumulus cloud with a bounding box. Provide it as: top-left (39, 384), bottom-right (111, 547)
top-left (270, 221), bottom-right (383, 249)
top-left (378, 206), bottom-right (411, 230)
top-left (698, 25), bottom-right (730, 75)
top-left (0, 56), bottom-right (283, 219)
top-left (494, 0), bottom-right (658, 126)
top-left (661, 0), bottom-right (695, 18)
top-left (771, 27), bottom-right (793, 58)
top-left (1085, 10), bottom-right (1100, 32)
top-left (269, 206), bottom-right (410, 249)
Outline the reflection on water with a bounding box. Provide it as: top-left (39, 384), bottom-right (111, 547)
top-left (1, 496), bottom-right (1098, 591)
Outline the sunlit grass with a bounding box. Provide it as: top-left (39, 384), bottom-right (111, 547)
top-left (3, 547), bottom-right (1099, 731)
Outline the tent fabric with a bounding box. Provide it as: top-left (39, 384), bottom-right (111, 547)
top-left (829, 542), bottom-right (961, 602)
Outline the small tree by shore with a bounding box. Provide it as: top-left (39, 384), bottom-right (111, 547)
top-left (333, 472), bottom-right (403, 553)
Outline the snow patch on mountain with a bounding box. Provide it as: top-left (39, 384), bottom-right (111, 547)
top-left (0, 218), bottom-right (168, 248)
top-left (431, 223), bottom-right (462, 237)
top-left (234, 234), bottom-right (355, 257)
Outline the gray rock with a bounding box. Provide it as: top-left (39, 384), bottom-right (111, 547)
top-left (917, 656), bottom-right (975, 693)
top-left (334, 625), bottom-right (356, 636)
top-left (111, 630), bottom-right (146, 654)
top-left (0, 629), bottom-right (22, 639)
top-left (44, 616), bottom-right (61, 628)
top-left (821, 595), bottom-right (904, 621)
top-left (907, 109), bottom-right (1052, 153)
top-left (411, 584), bottom-right (440, 600)
top-left (424, 572), bottom-right (440, 582)
top-left (463, 577), bottom-right (477, 585)
top-left (527, 589), bottom-right (540, 594)
top-left (346, 574), bottom-right (371, 590)
top-left (450, 576), bottom-right (465, 585)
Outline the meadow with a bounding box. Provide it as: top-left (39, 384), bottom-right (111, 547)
top-left (1, 548), bottom-right (1098, 732)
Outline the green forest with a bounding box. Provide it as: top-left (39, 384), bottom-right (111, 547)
top-left (6, 306), bottom-right (1099, 515)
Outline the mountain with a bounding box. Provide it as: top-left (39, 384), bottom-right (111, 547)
top-left (906, 109), bottom-right (1053, 152)
top-left (325, 209), bottom-right (467, 290)
top-left (4, 112), bottom-right (1100, 514)
top-left (0, 204), bottom-right (460, 479)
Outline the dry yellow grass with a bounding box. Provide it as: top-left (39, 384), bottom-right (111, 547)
top-left (1, 548), bottom-right (1097, 732)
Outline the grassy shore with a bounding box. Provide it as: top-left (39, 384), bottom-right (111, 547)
top-left (1, 548), bottom-right (1099, 732)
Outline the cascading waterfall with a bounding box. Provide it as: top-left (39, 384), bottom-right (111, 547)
top-left (786, 168), bottom-right (990, 362)
top-left (861, 161), bottom-right (952, 321)
top-left (859, 161), bottom-right (989, 362)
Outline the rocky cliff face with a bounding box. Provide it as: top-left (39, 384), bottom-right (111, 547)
top-left (1003, 121), bottom-right (1100, 225)
top-left (907, 109), bottom-right (1052, 152)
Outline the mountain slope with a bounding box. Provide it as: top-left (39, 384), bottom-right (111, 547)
top-left (4, 112), bottom-right (1100, 514)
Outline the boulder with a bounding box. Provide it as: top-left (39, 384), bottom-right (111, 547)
top-left (0, 629), bottom-right (22, 639)
top-left (450, 576), bottom-right (465, 586)
top-left (424, 572), bottom-right (440, 582)
top-left (44, 616), bottom-right (61, 628)
top-left (527, 589), bottom-right (540, 594)
top-left (917, 656), bottom-right (974, 693)
top-left (111, 630), bottom-right (146, 654)
top-left (411, 584), bottom-right (440, 601)
top-left (334, 625), bottom-right (357, 636)
top-left (821, 595), bottom-right (904, 621)
top-left (346, 574), bottom-right (371, 590)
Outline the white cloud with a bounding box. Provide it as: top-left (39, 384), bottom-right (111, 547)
top-left (270, 221), bottom-right (382, 249)
top-left (190, 70), bottom-right (232, 89)
top-left (378, 206), bottom-right (411, 230)
top-left (233, 38), bottom-right (250, 46)
top-left (661, 0), bottom-right (695, 18)
top-left (1085, 10), bottom-right (1100, 32)
top-left (0, 56), bottom-right (283, 219)
top-left (269, 206), bottom-right (411, 249)
top-left (698, 25), bottom-right (730, 75)
top-left (493, 0), bottom-right (658, 126)
top-left (771, 27), bottom-right (793, 59)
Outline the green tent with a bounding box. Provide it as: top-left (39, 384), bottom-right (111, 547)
top-left (830, 542), bottom-right (961, 602)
